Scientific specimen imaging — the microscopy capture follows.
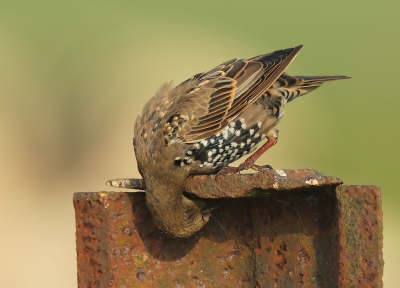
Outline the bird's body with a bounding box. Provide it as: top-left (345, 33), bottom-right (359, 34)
top-left (130, 45), bottom-right (349, 237)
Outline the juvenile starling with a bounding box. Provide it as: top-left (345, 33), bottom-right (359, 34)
top-left (110, 45), bottom-right (349, 237)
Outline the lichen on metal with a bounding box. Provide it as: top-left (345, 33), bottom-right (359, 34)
top-left (75, 169), bottom-right (383, 287)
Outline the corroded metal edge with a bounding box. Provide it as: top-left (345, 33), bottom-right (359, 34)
top-left (186, 168), bottom-right (342, 198)
top-left (105, 168), bottom-right (343, 198)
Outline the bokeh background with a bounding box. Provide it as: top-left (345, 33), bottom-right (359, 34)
top-left (1, 1), bottom-right (398, 286)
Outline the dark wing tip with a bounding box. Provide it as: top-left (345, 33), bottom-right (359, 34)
top-left (289, 45), bottom-right (303, 59)
top-left (273, 45), bottom-right (303, 59)
top-left (293, 44), bottom-right (303, 51)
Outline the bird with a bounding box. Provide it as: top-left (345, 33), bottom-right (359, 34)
top-left (128, 45), bottom-right (349, 238)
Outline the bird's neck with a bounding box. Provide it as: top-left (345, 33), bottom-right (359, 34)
top-left (145, 185), bottom-right (207, 238)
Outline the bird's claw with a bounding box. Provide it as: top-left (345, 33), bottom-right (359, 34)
top-left (216, 163), bottom-right (273, 179)
top-left (217, 166), bottom-right (240, 176)
top-left (250, 164), bottom-right (273, 171)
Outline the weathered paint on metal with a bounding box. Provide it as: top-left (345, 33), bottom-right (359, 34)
top-left (75, 170), bottom-right (383, 287)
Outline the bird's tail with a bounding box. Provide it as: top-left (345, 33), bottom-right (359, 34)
top-left (273, 73), bottom-right (350, 103)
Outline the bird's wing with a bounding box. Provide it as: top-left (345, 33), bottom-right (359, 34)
top-left (163, 45), bottom-right (303, 143)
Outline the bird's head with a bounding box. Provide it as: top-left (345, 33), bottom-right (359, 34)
top-left (145, 191), bottom-right (211, 238)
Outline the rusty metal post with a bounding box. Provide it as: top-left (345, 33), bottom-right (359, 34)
top-left (74, 169), bottom-right (383, 287)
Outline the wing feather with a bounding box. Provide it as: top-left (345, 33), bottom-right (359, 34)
top-left (163, 45), bottom-right (303, 143)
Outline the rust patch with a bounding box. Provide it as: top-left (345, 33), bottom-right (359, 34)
top-left (76, 171), bottom-right (382, 287)
top-left (336, 185), bottom-right (383, 288)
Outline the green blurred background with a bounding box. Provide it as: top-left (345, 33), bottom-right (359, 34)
top-left (0, 1), bottom-right (397, 286)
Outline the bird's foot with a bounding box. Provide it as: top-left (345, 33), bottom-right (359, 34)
top-left (217, 163), bottom-right (273, 176)
top-left (217, 166), bottom-right (241, 176)
top-left (250, 164), bottom-right (274, 171)
top-left (216, 161), bottom-right (250, 176)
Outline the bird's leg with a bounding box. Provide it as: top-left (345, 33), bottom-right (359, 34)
top-left (218, 129), bottom-right (278, 175)
top-left (239, 137), bottom-right (277, 171)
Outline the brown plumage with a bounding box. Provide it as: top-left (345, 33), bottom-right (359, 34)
top-left (124, 45), bottom-right (349, 237)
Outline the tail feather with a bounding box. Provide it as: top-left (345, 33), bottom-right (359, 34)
top-left (271, 73), bottom-right (350, 102)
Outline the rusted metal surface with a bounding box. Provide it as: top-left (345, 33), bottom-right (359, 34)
top-left (185, 168), bottom-right (342, 198)
top-left (75, 170), bottom-right (383, 287)
top-left (106, 168), bottom-right (343, 197)
top-left (336, 185), bottom-right (384, 287)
